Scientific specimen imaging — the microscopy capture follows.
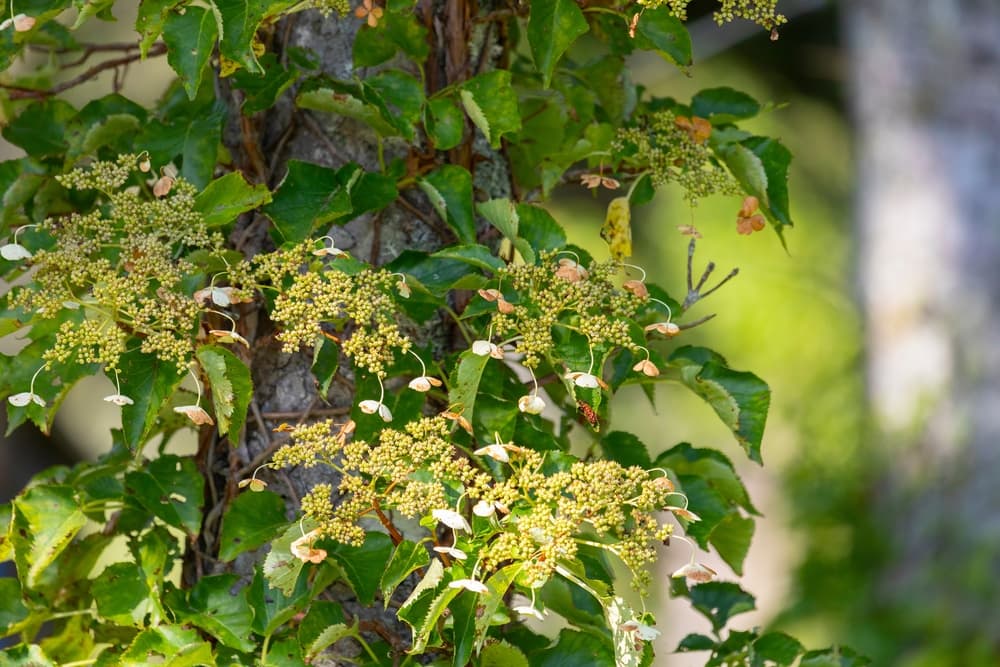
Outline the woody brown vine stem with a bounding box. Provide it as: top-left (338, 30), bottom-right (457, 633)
top-left (2, 42), bottom-right (167, 100)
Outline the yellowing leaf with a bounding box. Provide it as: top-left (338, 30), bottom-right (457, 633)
top-left (601, 196), bottom-right (632, 260)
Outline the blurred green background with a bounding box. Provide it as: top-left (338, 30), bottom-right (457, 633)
top-left (5, 1), bottom-right (996, 664)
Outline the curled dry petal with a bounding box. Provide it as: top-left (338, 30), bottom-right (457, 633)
top-left (622, 279), bottom-right (648, 298)
top-left (496, 297), bottom-right (515, 314)
top-left (152, 175), bottom-right (174, 197)
top-left (448, 578), bottom-right (488, 594)
top-left (8, 392), bottom-right (45, 407)
top-left (645, 321), bottom-right (680, 337)
top-left (432, 545), bottom-right (468, 560)
top-left (174, 405), bottom-right (214, 425)
top-left (621, 620), bottom-right (661, 641)
top-left (408, 375), bottom-right (442, 392)
top-left (566, 371), bottom-right (607, 390)
top-left (209, 329), bottom-right (249, 347)
top-left (471, 340), bottom-right (493, 356)
top-left (671, 561), bottom-right (716, 584)
top-left (473, 444), bottom-right (510, 463)
top-left (513, 605), bottom-right (546, 621)
top-left (554, 258), bottom-right (588, 282)
top-left (238, 478), bottom-right (268, 492)
top-left (518, 393), bottom-right (545, 415)
top-left (632, 359), bottom-right (660, 377)
top-left (473, 500), bottom-right (496, 517)
top-left (359, 400), bottom-right (392, 422)
top-left (478, 288), bottom-right (501, 302)
top-left (739, 195), bottom-right (759, 218)
top-left (432, 509), bottom-right (471, 532)
top-left (290, 529), bottom-right (327, 563)
top-left (1, 243), bottom-right (32, 261)
top-left (103, 393), bottom-right (135, 406)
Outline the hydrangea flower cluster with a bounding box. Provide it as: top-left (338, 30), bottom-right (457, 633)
top-left (279, 414), bottom-right (687, 594)
top-left (635, 0), bottom-right (786, 30)
top-left (485, 253), bottom-right (646, 369)
top-left (254, 243), bottom-right (412, 376)
top-left (615, 111), bottom-right (741, 206)
top-left (7, 155), bottom-right (234, 374)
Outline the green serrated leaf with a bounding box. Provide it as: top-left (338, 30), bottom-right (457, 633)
top-left (426, 97), bottom-right (464, 150)
top-left (298, 600), bottom-right (350, 661)
top-left (175, 574), bottom-right (255, 652)
top-left (419, 165), bottom-right (475, 243)
top-left (477, 198), bottom-right (519, 240)
top-left (0, 644), bottom-right (56, 667)
top-left (0, 577), bottom-right (30, 636)
top-left (687, 582), bottom-right (756, 632)
top-left (218, 489), bottom-right (288, 561)
top-left (460, 71), bottom-right (520, 148)
top-left (363, 69), bottom-right (424, 140)
top-left (263, 160), bottom-right (353, 243)
top-left (710, 513), bottom-right (754, 575)
top-left (600, 431), bottom-right (651, 468)
top-left (677, 633), bottom-right (717, 652)
top-left (263, 522), bottom-right (306, 596)
top-left (692, 87), bottom-right (761, 123)
top-left (163, 5), bottom-right (218, 100)
top-left (516, 204), bottom-right (566, 253)
top-left (296, 85), bottom-right (397, 136)
top-left (720, 143), bottom-right (769, 208)
top-left (11, 485), bottom-right (87, 588)
top-left (633, 7), bottom-right (692, 68)
top-left (137, 0), bottom-right (184, 57)
top-left (474, 564), bottom-right (520, 653)
top-left (380, 540), bottom-right (430, 606)
top-left (480, 641), bottom-right (530, 667)
top-left (448, 350), bottom-right (489, 431)
top-left (528, 0), bottom-right (589, 87)
top-left (197, 344), bottom-right (253, 442)
top-left (92, 562), bottom-right (151, 626)
top-left (752, 632), bottom-right (805, 667)
top-left (799, 646), bottom-right (871, 667)
top-left (536, 629), bottom-right (614, 667)
top-left (231, 53), bottom-right (299, 114)
top-left (195, 170), bottom-right (271, 227)
top-left (214, 0), bottom-right (269, 74)
top-left (124, 455), bottom-right (204, 536)
top-left (743, 136), bottom-right (793, 230)
top-left (119, 624), bottom-right (216, 666)
top-left (670, 347), bottom-right (770, 464)
top-left (117, 349), bottom-right (185, 451)
top-left (432, 244), bottom-right (505, 274)
top-left (326, 531), bottom-right (393, 605)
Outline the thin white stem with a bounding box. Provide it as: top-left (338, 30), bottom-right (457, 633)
top-left (12, 223), bottom-right (38, 243)
top-left (28, 364), bottom-right (45, 394)
top-left (622, 262), bottom-right (647, 283)
top-left (206, 308), bottom-right (237, 330)
top-left (407, 349), bottom-right (428, 377)
top-left (188, 366), bottom-right (204, 404)
top-left (648, 297), bottom-right (673, 322)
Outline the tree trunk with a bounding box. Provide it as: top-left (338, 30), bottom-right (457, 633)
top-left (183, 3), bottom-right (512, 654)
top-left (847, 0), bottom-right (1000, 657)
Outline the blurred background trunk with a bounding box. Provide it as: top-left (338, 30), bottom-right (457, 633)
top-left (848, 0), bottom-right (1000, 661)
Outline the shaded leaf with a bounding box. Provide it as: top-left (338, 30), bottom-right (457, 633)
top-left (11, 485), bottom-right (87, 588)
top-left (710, 513), bottom-right (754, 576)
top-left (218, 489), bottom-right (288, 561)
top-left (117, 349), bottom-right (185, 452)
top-left (419, 165), bottom-right (475, 244)
top-left (197, 344), bottom-right (253, 442)
top-left (460, 70), bottom-right (521, 147)
top-left (692, 87), bottom-right (761, 123)
top-left (298, 600), bottom-right (350, 661)
top-left (326, 531), bottom-right (394, 605)
top-left (426, 97), bottom-right (464, 150)
top-left (162, 5), bottom-right (218, 99)
top-left (194, 170), bottom-right (271, 228)
top-left (174, 574), bottom-right (255, 652)
top-left (634, 8), bottom-right (692, 67)
top-left (536, 629), bottom-right (614, 667)
top-left (119, 624), bottom-right (216, 666)
top-left (263, 160), bottom-right (352, 243)
top-left (380, 540), bottom-right (430, 606)
top-left (124, 455), bottom-right (203, 536)
top-left (91, 562), bottom-right (151, 627)
top-left (528, 0), bottom-right (589, 87)
top-left (687, 582), bottom-right (756, 632)
top-left (752, 632), bottom-right (805, 666)
top-left (669, 346), bottom-right (770, 464)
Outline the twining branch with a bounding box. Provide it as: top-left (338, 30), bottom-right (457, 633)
top-left (2, 42), bottom-right (166, 100)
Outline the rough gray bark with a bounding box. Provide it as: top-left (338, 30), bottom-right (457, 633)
top-left (847, 0), bottom-right (1000, 650)
top-left (185, 3), bottom-right (513, 656)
